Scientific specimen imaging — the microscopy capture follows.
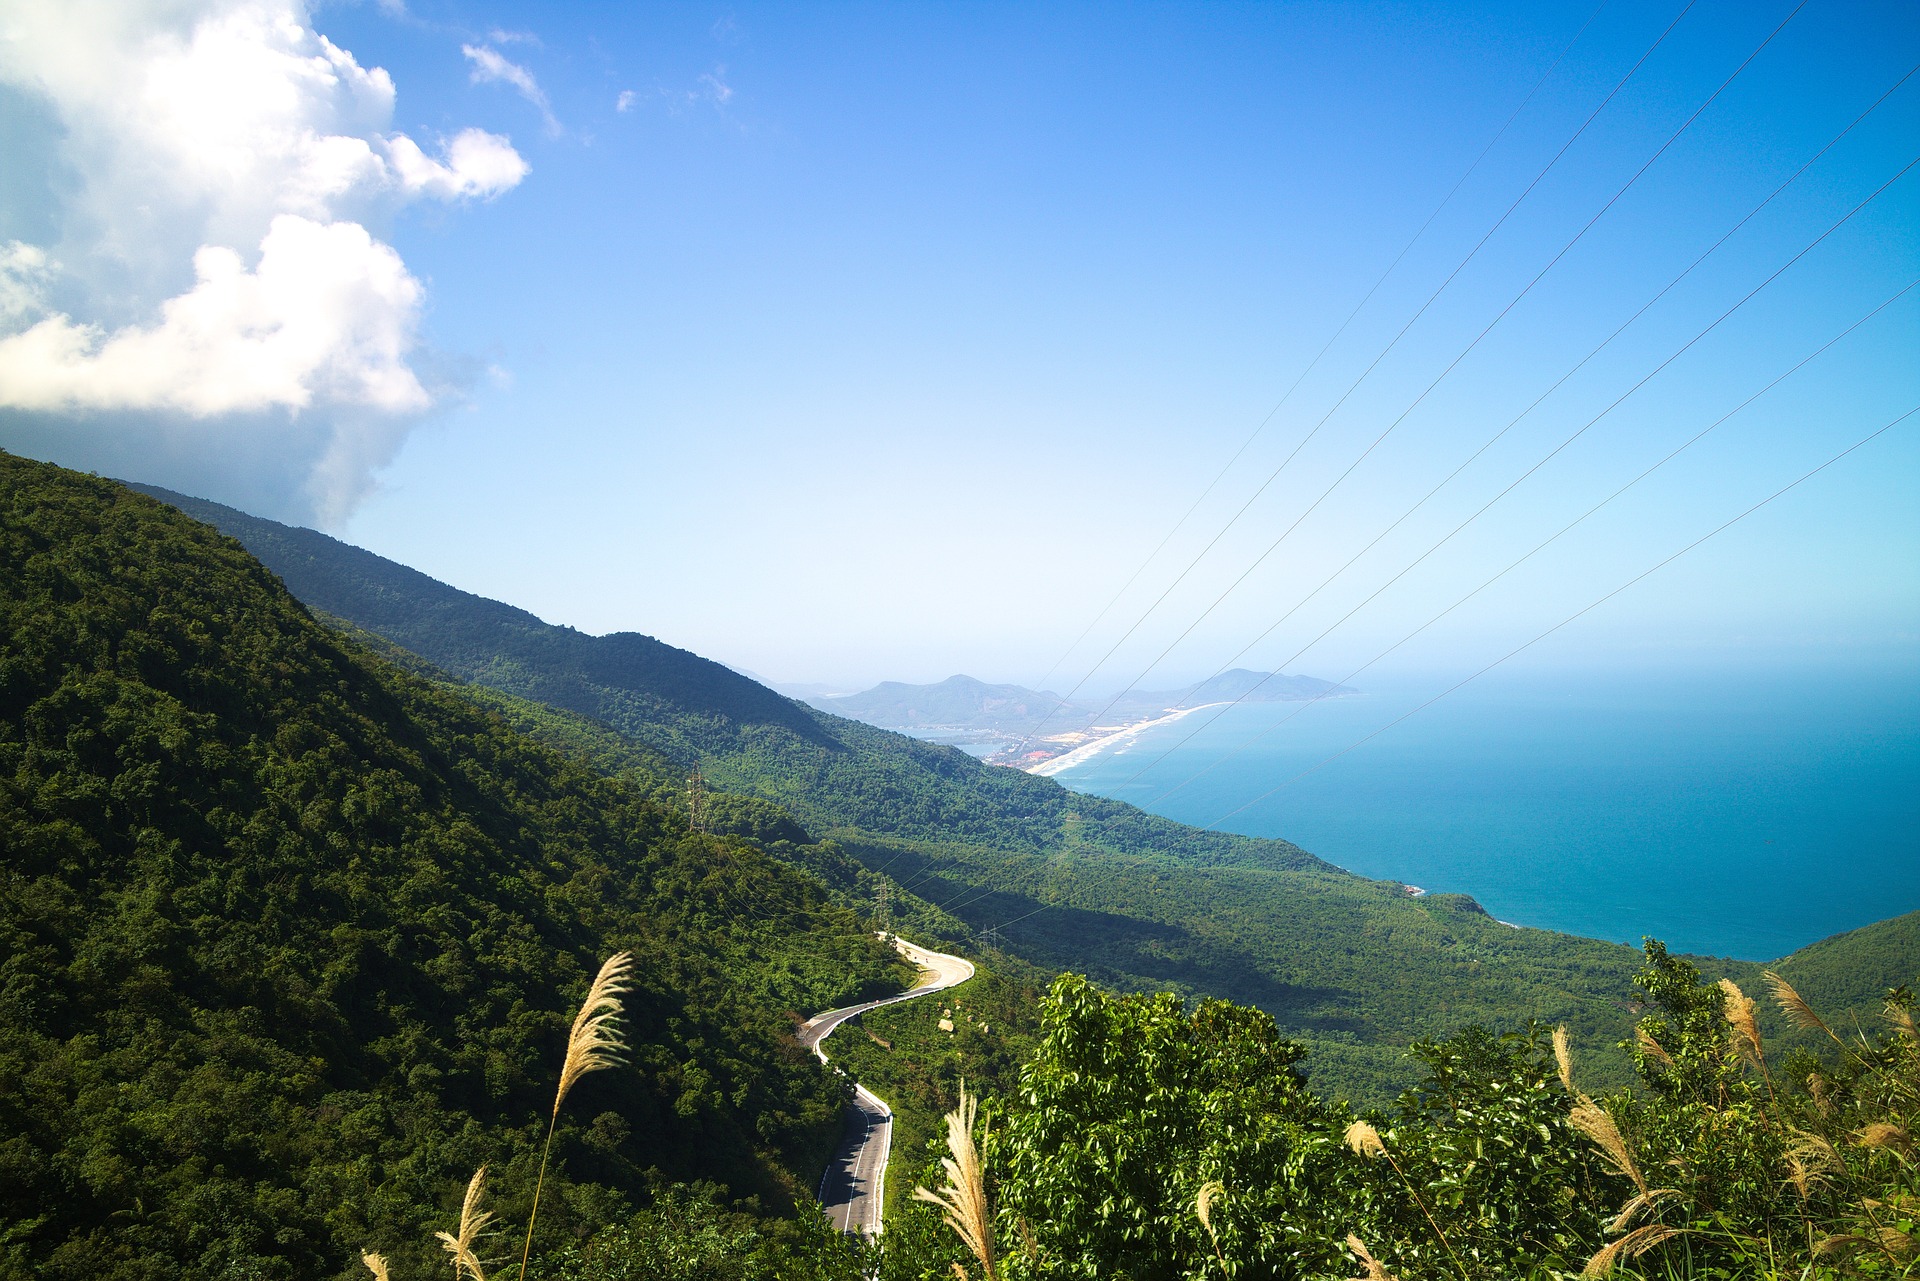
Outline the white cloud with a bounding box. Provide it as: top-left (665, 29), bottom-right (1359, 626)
top-left (0, 0), bottom-right (529, 524)
top-left (463, 42), bottom-right (559, 135)
top-left (700, 66), bottom-right (734, 105)
top-left (387, 127), bottom-right (528, 200)
top-left (0, 216), bottom-right (427, 417)
top-left (616, 89), bottom-right (636, 113)
top-left (0, 244), bottom-right (53, 326)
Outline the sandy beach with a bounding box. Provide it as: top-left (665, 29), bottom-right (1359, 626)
top-left (1028, 702), bottom-right (1228, 776)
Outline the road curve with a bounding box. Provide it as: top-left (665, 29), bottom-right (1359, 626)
top-left (800, 934), bottom-right (974, 1235)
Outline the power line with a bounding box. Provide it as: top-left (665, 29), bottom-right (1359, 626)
top-left (1198, 403), bottom-right (1920, 831)
top-left (1044, 0), bottom-right (1809, 746)
top-left (1003, 0), bottom-right (1702, 757)
top-left (936, 884), bottom-right (1004, 918)
top-left (988, 903), bottom-right (1054, 934)
top-left (1110, 85), bottom-right (1920, 787)
top-left (1021, 0), bottom-right (1612, 700)
top-left (891, 863), bottom-right (949, 898)
top-left (1144, 275), bottom-right (1919, 809)
top-left (965, 283), bottom-right (1894, 958)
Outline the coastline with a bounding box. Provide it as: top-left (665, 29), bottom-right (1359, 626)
top-left (1028, 703), bottom-right (1228, 777)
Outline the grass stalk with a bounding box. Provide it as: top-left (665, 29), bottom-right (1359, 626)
top-left (514, 952), bottom-right (634, 1281)
top-left (1345, 1121), bottom-right (1466, 1278)
top-left (913, 1081), bottom-right (997, 1280)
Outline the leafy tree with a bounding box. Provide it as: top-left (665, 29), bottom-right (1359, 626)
top-left (990, 975), bottom-right (1347, 1279)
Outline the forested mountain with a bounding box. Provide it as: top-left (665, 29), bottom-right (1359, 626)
top-left (0, 457), bottom-right (905, 1279)
top-left (127, 483), bottom-right (1918, 1101)
top-left (123, 484), bottom-right (1333, 873)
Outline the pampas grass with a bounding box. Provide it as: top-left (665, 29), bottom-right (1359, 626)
top-left (913, 1082), bottom-right (997, 1280)
top-left (1581, 1223), bottom-right (1681, 1277)
top-left (1196, 1179), bottom-right (1227, 1268)
top-left (1554, 1025), bottom-right (1575, 1095)
top-left (1569, 1097), bottom-right (1646, 1194)
top-left (1887, 999), bottom-right (1918, 1043)
top-left (554, 953), bottom-right (635, 1117)
top-left (362, 1252), bottom-right (393, 1281)
top-left (1855, 1122), bottom-right (1911, 1152)
top-left (1718, 978), bottom-right (1764, 1064)
top-left (1634, 1027), bottom-right (1672, 1068)
top-left (1345, 1233), bottom-right (1398, 1281)
top-left (1195, 1179), bottom-right (1225, 1239)
top-left (1609, 1187), bottom-right (1679, 1234)
top-left (437, 1166), bottom-right (495, 1281)
top-left (1344, 1120), bottom-right (1386, 1159)
top-left (1571, 1095), bottom-right (1691, 1276)
top-left (516, 951), bottom-right (634, 1281)
top-left (1764, 971), bottom-right (1838, 1041)
top-left (1344, 1119), bottom-right (1461, 1274)
top-left (1784, 1131), bottom-right (1840, 1200)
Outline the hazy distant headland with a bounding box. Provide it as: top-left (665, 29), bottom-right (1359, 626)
top-left (805, 670), bottom-right (1357, 770)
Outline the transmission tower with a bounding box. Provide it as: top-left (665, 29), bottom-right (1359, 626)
top-left (982, 925), bottom-right (1002, 951)
top-left (686, 765), bottom-right (707, 834)
top-left (874, 880), bottom-right (891, 937)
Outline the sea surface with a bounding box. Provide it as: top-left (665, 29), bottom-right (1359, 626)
top-left (1050, 663), bottom-right (1920, 961)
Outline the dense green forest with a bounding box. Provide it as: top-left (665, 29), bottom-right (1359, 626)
top-left (0, 457), bottom-right (908, 1278)
top-left (878, 947), bottom-right (1920, 1281)
top-left (2, 457), bottom-right (1913, 1280)
top-left (131, 484), bottom-right (1918, 1101)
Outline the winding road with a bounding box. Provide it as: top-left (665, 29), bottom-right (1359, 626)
top-left (799, 934), bottom-right (974, 1235)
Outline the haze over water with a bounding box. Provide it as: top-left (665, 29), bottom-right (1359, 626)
top-left (1052, 662), bottom-right (1920, 962)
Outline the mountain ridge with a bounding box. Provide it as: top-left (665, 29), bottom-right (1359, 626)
top-left (122, 479), bottom-right (1918, 1101)
top-left (3, 456), bottom-right (906, 1278)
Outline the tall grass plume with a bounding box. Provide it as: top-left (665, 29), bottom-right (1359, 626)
top-left (912, 1081), bottom-right (997, 1280)
top-left (1634, 1027), bottom-right (1672, 1068)
top-left (1345, 1233), bottom-right (1398, 1281)
top-left (1581, 1223), bottom-right (1681, 1277)
top-left (517, 951), bottom-right (634, 1281)
top-left (1196, 1179), bottom-right (1227, 1268)
top-left (1718, 978), bottom-right (1764, 1065)
top-left (1570, 1097), bottom-right (1645, 1194)
top-left (1553, 1025), bottom-right (1575, 1094)
top-left (437, 1165), bottom-right (495, 1281)
top-left (1345, 1119), bottom-right (1461, 1274)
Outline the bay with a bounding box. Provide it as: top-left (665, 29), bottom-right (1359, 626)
top-left (1050, 663), bottom-right (1920, 961)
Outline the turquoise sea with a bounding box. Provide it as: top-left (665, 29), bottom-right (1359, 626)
top-left (1051, 663), bottom-right (1920, 962)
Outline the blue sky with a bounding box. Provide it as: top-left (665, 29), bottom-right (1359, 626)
top-left (2, 0), bottom-right (1915, 692)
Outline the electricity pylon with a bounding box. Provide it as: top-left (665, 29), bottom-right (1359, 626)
top-left (686, 765), bottom-right (707, 834)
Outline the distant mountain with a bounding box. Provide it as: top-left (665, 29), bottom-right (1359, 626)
top-left (813, 669), bottom-right (1355, 738)
top-left (812, 674), bottom-right (1080, 733)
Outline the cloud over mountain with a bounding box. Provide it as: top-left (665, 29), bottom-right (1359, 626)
top-left (0, 0), bottom-right (527, 523)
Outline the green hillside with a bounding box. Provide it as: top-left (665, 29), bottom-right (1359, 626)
top-left (127, 484), bottom-right (1893, 1102)
top-left (0, 456), bottom-right (907, 1279)
top-left (1747, 910), bottom-right (1920, 1038)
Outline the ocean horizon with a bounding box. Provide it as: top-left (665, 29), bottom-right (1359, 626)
top-left (1049, 661), bottom-right (1920, 962)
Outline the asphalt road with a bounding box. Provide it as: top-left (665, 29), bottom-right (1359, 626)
top-left (800, 935), bottom-right (974, 1235)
